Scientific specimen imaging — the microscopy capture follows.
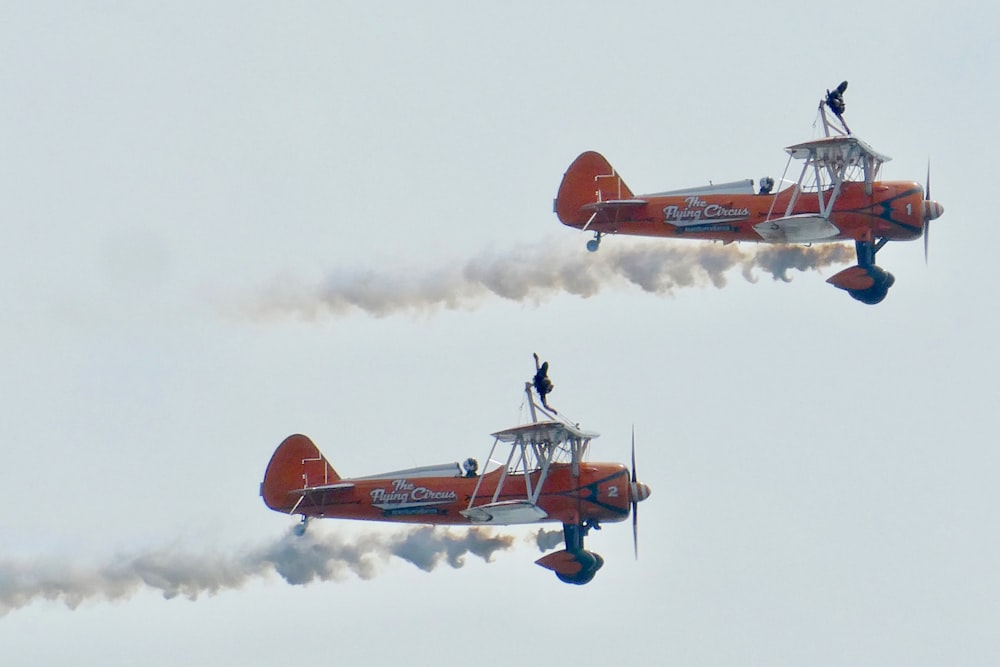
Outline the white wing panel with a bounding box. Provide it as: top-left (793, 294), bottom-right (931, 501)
top-left (753, 215), bottom-right (841, 243)
top-left (460, 501), bottom-right (549, 525)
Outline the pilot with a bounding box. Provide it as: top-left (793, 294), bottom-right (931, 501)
top-left (532, 352), bottom-right (555, 411)
top-left (758, 176), bottom-right (774, 195)
top-left (463, 457), bottom-right (479, 477)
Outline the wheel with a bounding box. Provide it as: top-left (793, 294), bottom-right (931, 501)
top-left (847, 268), bottom-right (895, 304)
top-left (553, 550), bottom-right (604, 585)
top-left (556, 569), bottom-right (598, 585)
top-left (586, 238), bottom-right (600, 253)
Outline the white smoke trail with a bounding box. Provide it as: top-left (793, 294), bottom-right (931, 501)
top-left (244, 239), bottom-right (853, 320)
top-left (0, 525), bottom-right (513, 616)
top-left (532, 528), bottom-right (565, 553)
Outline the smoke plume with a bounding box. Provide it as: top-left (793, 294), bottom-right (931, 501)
top-left (0, 525), bottom-right (513, 616)
top-left (245, 239), bottom-right (853, 320)
top-left (532, 528), bottom-right (565, 552)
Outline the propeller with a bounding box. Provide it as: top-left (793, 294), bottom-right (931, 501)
top-left (924, 163), bottom-right (931, 263)
top-left (629, 426), bottom-right (652, 559)
top-left (922, 161), bottom-right (945, 263)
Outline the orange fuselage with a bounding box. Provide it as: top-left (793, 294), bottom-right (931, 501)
top-left (559, 181), bottom-right (924, 244)
top-left (261, 434), bottom-right (633, 528)
top-left (272, 464), bottom-right (632, 527)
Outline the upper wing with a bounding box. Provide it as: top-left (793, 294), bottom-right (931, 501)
top-left (491, 420), bottom-right (599, 444)
top-left (784, 135), bottom-right (889, 195)
top-left (785, 136), bottom-right (890, 165)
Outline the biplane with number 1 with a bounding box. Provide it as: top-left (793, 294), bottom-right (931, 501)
top-left (261, 357), bottom-right (651, 584)
top-left (554, 82), bottom-right (945, 304)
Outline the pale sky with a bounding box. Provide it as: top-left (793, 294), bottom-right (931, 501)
top-left (2, 2), bottom-right (998, 665)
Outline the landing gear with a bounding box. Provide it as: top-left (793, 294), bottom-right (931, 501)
top-left (535, 521), bottom-right (605, 584)
top-left (293, 515), bottom-right (309, 536)
top-left (826, 238), bottom-right (896, 305)
top-left (855, 237), bottom-right (885, 267)
top-left (849, 238), bottom-right (894, 304)
top-left (586, 232), bottom-right (602, 253)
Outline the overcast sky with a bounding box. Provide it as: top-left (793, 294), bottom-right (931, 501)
top-left (2, 2), bottom-right (998, 665)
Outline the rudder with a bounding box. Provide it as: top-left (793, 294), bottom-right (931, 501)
top-left (261, 434), bottom-right (340, 512)
top-left (554, 151), bottom-right (635, 226)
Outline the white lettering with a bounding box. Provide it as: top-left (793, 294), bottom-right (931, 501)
top-left (370, 479), bottom-right (457, 506)
top-left (703, 204), bottom-right (750, 219)
top-left (664, 205), bottom-right (702, 222)
top-left (664, 200), bottom-right (750, 226)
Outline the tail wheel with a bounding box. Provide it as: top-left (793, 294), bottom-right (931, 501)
top-left (586, 233), bottom-right (602, 252)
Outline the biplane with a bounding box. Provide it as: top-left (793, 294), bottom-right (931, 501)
top-left (554, 81), bottom-right (945, 304)
top-left (260, 358), bottom-right (651, 585)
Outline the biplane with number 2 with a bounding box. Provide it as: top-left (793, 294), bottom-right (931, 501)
top-left (554, 82), bottom-right (945, 304)
top-left (261, 357), bottom-right (651, 585)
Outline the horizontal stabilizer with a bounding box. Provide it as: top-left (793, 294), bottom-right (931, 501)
top-left (290, 482), bottom-right (356, 509)
top-left (582, 199), bottom-right (647, 211)
top-left (292, 482), bottom-right (354, 495)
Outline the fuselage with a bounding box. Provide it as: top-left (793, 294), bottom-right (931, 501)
top-left (269, 462), bottom-right (634, 527)
top-left (562, 180), bottom-right (925, 244)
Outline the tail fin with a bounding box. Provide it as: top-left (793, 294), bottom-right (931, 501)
top-left (261, 434), bottom-right (340, 512)
top-left (554, 151), bottom-right (635, 226)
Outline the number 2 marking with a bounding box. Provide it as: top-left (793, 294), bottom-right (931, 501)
top-left (608, 486), bottom-right (619, 497)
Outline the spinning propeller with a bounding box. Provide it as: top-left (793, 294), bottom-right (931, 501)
top-left (922, 163), bottom-right (944, 263)
top-left (629, 427), bottom-right (652, 559)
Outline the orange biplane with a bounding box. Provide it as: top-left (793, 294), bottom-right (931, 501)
top-left (554, 82), bottom-right (944, 304)
top-left (261, 358), bottom-right (651, 584)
